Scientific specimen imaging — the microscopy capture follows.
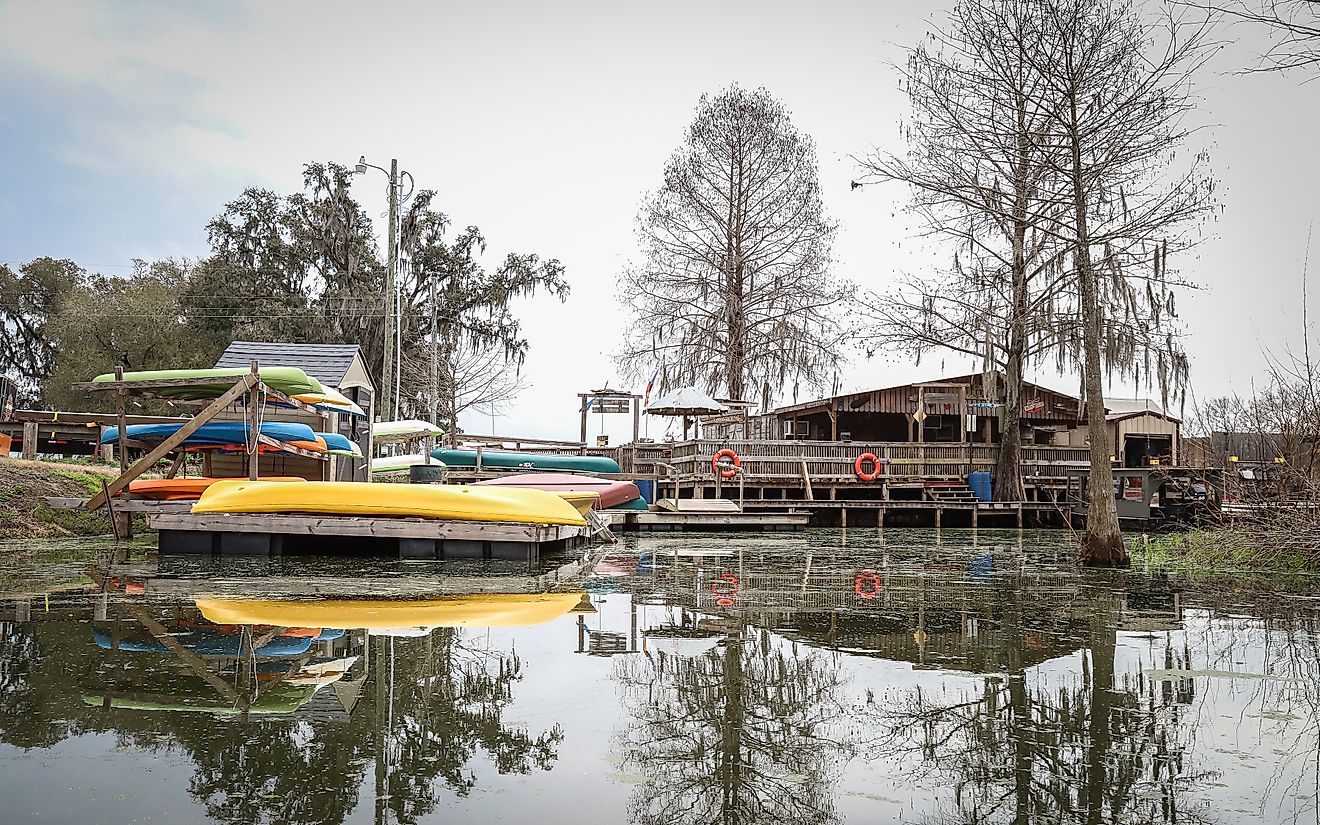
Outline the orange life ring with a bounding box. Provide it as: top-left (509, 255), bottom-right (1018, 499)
top-left (854, 452), bottom-right (881, 481)
top-left (711, 448), bottom-right (741, 479)
top-left (854, 570), bottom-right (882, 599)
top-left (711, 572), bottom-right (740, 606)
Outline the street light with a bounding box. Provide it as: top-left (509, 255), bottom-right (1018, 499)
top-left (352, 156), bottom-right (414, 422)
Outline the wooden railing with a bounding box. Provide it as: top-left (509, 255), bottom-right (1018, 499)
top-left (448, 438), bottom-right (1089, 483)
top-left (666, 439), bottom-right (1090, 482)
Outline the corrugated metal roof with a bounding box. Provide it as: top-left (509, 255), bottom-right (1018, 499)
top-left (770, 371), bottom-right (1084, 421)
top-left (214, 341), bottom-right (368, 388)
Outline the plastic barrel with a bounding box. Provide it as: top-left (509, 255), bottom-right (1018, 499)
top-left (409, 463), bottom-right (447, 484)
top-left (635, 478), bottom-right (656, 504)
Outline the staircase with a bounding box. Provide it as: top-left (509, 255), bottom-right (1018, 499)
top-left (924, 482), bottom-right (979, 504)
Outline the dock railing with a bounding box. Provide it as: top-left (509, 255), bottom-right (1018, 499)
top-left (666, 439), bottom-right (1091, 483)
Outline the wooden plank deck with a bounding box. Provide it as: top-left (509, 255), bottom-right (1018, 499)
top-left (606, 511), bottom-right (809, 532)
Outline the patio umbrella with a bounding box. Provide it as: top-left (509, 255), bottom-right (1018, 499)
top-left (644, 386), bottom-right (726, 439)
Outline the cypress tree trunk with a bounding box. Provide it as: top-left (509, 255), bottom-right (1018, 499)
top-left (1068, 87), bottom-right (1127, 566)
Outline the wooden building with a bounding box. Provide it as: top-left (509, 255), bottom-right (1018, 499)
top-left (211, 341), bottom-right (375, 482)
top-left (716, 372), bottom-right (1085, 446)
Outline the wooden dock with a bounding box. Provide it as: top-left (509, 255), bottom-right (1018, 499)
top-left (606, 510), bottom-right (809, 532)
top-left (145, 511), bottom-right (592, 561)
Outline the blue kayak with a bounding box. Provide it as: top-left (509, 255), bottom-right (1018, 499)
top-left (101, 421), bottom-right (318, 447)
top-left (93, 627), bottom-right (313, 656)
top-left (315, 432), bottom-right (357, 453)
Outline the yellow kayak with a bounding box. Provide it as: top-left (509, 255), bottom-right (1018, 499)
top-left (558, 491), bottom-right (599, 517)
top-left (196, 593), bottom-right (584, 629)
top-left (191, 480), bottom-right (587, 526)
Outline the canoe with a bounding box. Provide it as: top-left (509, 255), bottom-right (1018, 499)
top-left (196, 592), bottom-right (586, 629)
top-left (191, 479), bottom-right (588, 525)
top-left (128, 476), bottom-right (306, 501)
top-left (374, 420), bottom-right (445, 440)
top-left (433, 448), bottom-right (621, 474)
top-left (474, 472), bottom-right (639, 508)
top-left (92, 367), bottom-right (323, 400)
top-left (101, 421), bottom-right (318, 447)
top-left (370, 454), bottom-right (434, 473)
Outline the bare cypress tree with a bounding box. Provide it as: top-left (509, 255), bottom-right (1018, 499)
top-left (857, 0), bottom-right (1069, 501)
top-left (1190, 0), bottom-right (1319, 75)
top-left (1027, 0), bottom-right (1217, 565)
top-left (618, 86), bottom-right (848, 408)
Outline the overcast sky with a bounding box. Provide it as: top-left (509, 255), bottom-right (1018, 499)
top-left (1, 0), bottom-right (1315, 442)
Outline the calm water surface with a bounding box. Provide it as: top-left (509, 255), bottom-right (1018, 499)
top-left (2, 528), bottom-right (1318, 824)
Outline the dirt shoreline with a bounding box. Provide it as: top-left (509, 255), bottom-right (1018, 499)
top-left (0, 458), bottom-right (123, 540)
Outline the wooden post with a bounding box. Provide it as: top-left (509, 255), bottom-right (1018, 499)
top-left (801, 460), bottom-right (814, 501)
top-left (475, 445), bottom-right (484, 473)
top-left (935, 506), bottom-right (942, 529)
top-left (632, 395), bottom-right (640, 443)
top-left (21, 421), bottom-right (38, 459)
top-left (840, 506), bottom-right (847, 530)
top-left (114, 367), bottom-right (128, 474)
top-left (248, 361), bottom-right (260, 481)
top-left (579, 395), bottom-right (589, 446)
top-left (972, 504), bottom-right (979, 529)
top-left (423, 434), bottom-right (434, 465)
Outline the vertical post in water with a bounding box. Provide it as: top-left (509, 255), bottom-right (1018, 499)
top-left (114, 367), bottom-right (128, 476)
top-left (248, 360), bottom-right (259, 481)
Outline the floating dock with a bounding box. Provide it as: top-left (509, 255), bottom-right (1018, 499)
top-left (145, 511), bottom-right (592, 561)
top-left (606, 510), bottom-right (808, 532)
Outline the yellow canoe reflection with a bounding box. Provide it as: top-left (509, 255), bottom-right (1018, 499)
top-left (195, 592), bottom-right (585, 630)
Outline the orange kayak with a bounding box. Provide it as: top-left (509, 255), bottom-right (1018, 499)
top-left (128, 477), bottom-right (307, 501)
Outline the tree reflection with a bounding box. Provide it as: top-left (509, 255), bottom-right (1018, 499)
top-left (374, 628), bottom-right (563, 824)
top-left (613, 626), bottom-right (856, 825)
top-left (874, 593), bottom-right (1216, 825)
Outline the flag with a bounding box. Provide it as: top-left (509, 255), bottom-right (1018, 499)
top-left (643, 366), bottom-right (660, 406)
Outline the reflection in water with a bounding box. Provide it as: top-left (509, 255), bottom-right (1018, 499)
top-left (0, 530), bottom-right (1317, 824)
top-left (614, 626), bottom-right (854, 825)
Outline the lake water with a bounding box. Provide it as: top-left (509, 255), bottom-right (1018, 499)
top-left (2, 528), bottom-right (1318, 825)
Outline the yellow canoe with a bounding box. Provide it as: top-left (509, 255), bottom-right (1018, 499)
top-left (191, 480), bottom-right (587, 526)
top-left (196, 593), bottom-right (584, 629)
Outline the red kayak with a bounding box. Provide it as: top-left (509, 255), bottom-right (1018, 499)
top-left (473, 473), bottom-right (640, 509)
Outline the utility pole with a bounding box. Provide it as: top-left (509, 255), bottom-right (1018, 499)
top-left (429, 274), bottom-right (439, 426)
top-left (384, 157), bottom-right (399, 422)
top-left (354, 155), bottom-right (411, 423)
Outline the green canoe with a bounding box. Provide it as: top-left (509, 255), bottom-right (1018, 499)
top-left (92, 367), bottom-right (324, 400)
top-left (432, 448), bottom-right (622, 474)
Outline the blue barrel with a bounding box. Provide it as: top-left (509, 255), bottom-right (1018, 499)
top-left (968, 471), bottom-right (993, 502)
top-left (635, 478), bottom-right (656, 504)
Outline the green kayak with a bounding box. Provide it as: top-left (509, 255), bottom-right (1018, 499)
top-left (92, 367), bottom-right (324, 400)
top-left (432, 448), bottom-right (622, 474)
top-left (611, 496), bottom-right (650, 511)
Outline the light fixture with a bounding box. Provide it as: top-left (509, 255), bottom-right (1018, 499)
top-left (568, 593), bottom-right (597, 615)
top-left (354, 155), bottom-right (368, 174)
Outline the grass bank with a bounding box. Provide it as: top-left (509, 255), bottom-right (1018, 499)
top-left (0, 458), bottom-right (125, 539)
top-left (1131, 527), bottom-right (1320, 584)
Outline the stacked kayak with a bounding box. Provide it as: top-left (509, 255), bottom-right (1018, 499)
top-left (316, 431), bottom-right (362, 457)
top-left (92, 367), bottom-right (323, 400)
top-left (474, 473), bottom-right (640, 509)
top-left (192, 479), bottom-right (587, 526)
top-left (102, 421), bottom-right (318, 448)
top-left (433, 448), bottom-right (621, 474)
top-left (374, 420), bottom-right (444, 440)
top-left (370, 454), bottom-right (436, 474)
top-left (128, 476), bottom-right (306, 501)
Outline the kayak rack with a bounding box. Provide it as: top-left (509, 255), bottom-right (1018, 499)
top-left (69, 361), bottom-right (329, 520)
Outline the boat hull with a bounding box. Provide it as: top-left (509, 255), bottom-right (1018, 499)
top-left (434, 449), bottom-right (621, 474)
top-left (474, 472), bottom-right (639, 508)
